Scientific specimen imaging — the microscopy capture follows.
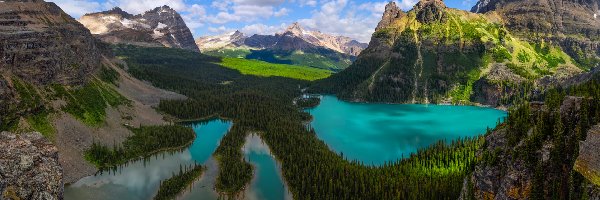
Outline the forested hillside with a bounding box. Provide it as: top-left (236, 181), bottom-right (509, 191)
top-left (116, 45), bottom-right (494, 199)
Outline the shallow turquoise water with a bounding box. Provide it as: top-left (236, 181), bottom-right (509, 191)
top-left (64, 120), bottom-right (231, 200)
top-left (306, 95), bottom-right (507, 165)
top-left (242, 134), bottom-right (291, 200)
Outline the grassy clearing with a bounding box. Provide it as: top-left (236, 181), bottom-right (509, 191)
top-left (218, 57), bottom-right (332, 81)
top-left (56, 79), bottom-right (129, 127)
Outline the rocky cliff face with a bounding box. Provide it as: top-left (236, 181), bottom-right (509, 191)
top-left (0, 0), bottom-right (107, 130)
top-left (471, 0), bottom-right (600, 68)
top-left (575, 124), bottom-right (600, 194)
top-left (313, 0), bottom-right (582, 105)
top-left (460, 96), bottom-right (600, 199)
top-left (0, 131), bottom-right (62, 200)
top-left (0, 0), bottom-right (105, 86)
top-left (80, 6), bottom-right (199, 52)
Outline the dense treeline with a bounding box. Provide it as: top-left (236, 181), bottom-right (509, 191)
top-left (154, 163), bottom-right (205, 200)
top-left (115, 45), bottom-right (490, 199)
top-left (85, 125), bottom-right (195, 171)
top-left (295, 97), bottom-right (321, 108)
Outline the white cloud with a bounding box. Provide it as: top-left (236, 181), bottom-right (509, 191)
top-left (208, 26), bottom-right (234, 34)
top-left (211, 0), bottom-right (232, 11)
top-left (241, 23), bottom-right (287, 35)
top-left (181, 4), bottom-right (207, 31)
top-left (203, 0), bottom-right (290, 24)
top-left (232, 0), bottom-right (286, 6)
top-left (397, 0), bottom-right (419, 10)
top-left (294, 0), bottom-right (317, 7)
top-left (274, 8), bottom-right (290, 17)
top-left (298, 0), bottom-right (389, 43)
top-left (47, 0), bottom-right (102, 18)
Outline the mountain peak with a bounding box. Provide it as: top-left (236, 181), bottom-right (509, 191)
top-left (284, 22), bottom-right (305, 36)
top-left (87, 6), bottom-right (133, 18)
top-left (376, 1), bottom-right (404, 31)
top-left (414, 0), bottom-right (447, 23)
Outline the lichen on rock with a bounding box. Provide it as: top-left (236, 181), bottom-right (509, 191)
top-left (0, 131), bottom-right (63, 200)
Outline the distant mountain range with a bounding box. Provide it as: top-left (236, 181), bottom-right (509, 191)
top-left (79, 6), bottom-right (199, 52)
top-left (196, 23), bottom-right (368, 71)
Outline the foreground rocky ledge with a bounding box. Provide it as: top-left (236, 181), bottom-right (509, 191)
top-left (0, 132), bottom-right (62, 200)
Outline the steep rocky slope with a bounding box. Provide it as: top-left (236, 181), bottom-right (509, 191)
top-left (312, 0), bottom-right (583, 106)
top-left (197, 23), bottom-right (367, 70)
top-left (0, 0), bottom-right (187, 185)
top-left (0, 0), bottom-right (105, 130)
top-left (0, 132), bottom-right (62, 200)
top-left (80, 6), bottom-right (199, 52)
top-left (460, 93), bottom-right (600, 199)
top-left (0, 0), bottom-right (104, 86)
top-left (471, 0), bottom-right (600, 69)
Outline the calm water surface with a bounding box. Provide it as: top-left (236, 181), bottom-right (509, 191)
top-left (306, 95), bottom-right (507, 165)
top-left (242, 134), bottom-right (292, 200)
top-left (64, 120), bottom-right (231, 200)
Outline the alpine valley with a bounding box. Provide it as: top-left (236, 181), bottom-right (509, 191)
top-left (196, 23), bottom-right (368, 71)
top-left (1, 0), bottom-right (600, 200)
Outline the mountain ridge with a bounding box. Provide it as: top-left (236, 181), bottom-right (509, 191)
top-left (196, 23), bottom-right (367, 57)
top-left (80, 6), bottom-right (199, 52)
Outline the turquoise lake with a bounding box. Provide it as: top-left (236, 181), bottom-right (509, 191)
top-left (64, 119), bottom-right (289, 200)
top-left (306, 95), bottom-right (507, 165)
top-left (242, 134), bottom-right (292, 200)
top-left (64, 120), bottom-right (232, 200)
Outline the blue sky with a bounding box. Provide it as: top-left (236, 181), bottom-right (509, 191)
top-left (49, 0), bottom-right (477, 42)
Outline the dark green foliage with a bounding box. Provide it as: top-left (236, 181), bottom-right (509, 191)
top-left (116, 45), bottom-right (487, 199)
top-left (214, 125), bottom-right (252, 194)
top-left (99, 66), bottom-right (120, 85)
top-left (85, 125), bottom-right (195, 171)
top-left (25, 111), bottom-right (55, 139)
top-left (296, 97), bottom-right (320, 108)
top-left (491, 46), bottom-right (512, 62)
top-left (154, 163), bottom-right (205, 200)
top-left (506, 63), bottom-right (536, 79)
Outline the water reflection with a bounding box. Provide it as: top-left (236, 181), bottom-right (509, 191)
top-left (242, 134), bottom-right (293, 200)
top-left (64, 120), bottom-right (232, 200)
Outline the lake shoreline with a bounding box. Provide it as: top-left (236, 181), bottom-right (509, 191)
top-left (242, 133), bottom-right (293, 200)
top-left (303, 93), bottom-right (509, 111)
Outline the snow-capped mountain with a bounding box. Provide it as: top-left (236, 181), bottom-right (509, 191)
top-left (196, 23), bottom-right (367, 57)
top-left (80, 6), bottom-right (199, 52)
top-left (276, 22), bottom-right (367, 56)
top-left (196, 30), bottom-right (248, 51)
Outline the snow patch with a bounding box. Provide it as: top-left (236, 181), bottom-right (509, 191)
top-left (156, 22), bottom-right (167, 29)
top-left (121, 18), bottom-right (151, 29)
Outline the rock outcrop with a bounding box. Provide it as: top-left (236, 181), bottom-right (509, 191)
top-left (471, 0), bottom-right (600, 68)
top-left (375, 2), bottom-right (405, 31)
top-left (80, 6), bottom-right (200, 52)
top-left (0, 0), bottom-right (105, 86)
top-left (575, 125), bottom-right (600, 186)
top-left (0, 131), bottom-right (62, 200)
